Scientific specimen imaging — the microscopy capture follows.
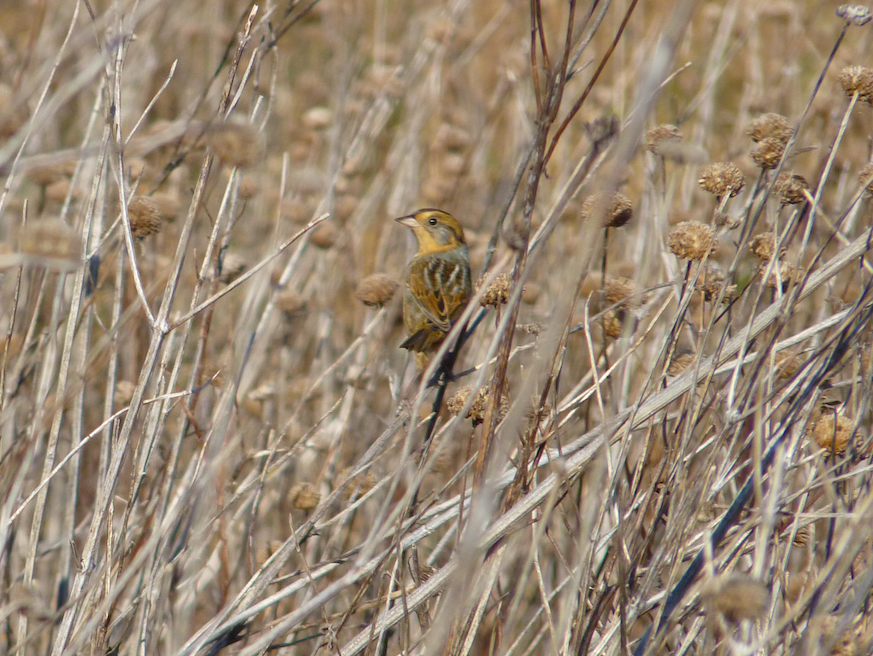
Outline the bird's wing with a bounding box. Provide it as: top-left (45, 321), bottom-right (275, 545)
top-left (407, 256), bottom-right (470, 332)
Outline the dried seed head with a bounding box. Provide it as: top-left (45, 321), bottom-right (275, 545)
top-left (705, 575), bottom-right (768, 624)
top-left (310, 221), bottom-right (338, 248)
top-left (813, 412), bottom-right (854, 455)
top-left (26, 163), bottom-right (69, 187)
top-left (667, 221), bottom-right (717, 261)
top-left (695, 265), bottom-right (735, 302)
top-left (838, 66), bottom-right (873, 103)
top-left (698, 162), bottom-right (745, 198)
top-left (762, 261), bottom-right (799, 291)
top-left (773, 172), bottom-right (810, 205)
top-left (18, 219), bottom-right (82, 261)
top-left (667, 350), bottom-right (695, 376)
top-left (858, 162), bottom-right (873, 194)
top-left (204, 121), bottom-right (265, 169)
top-left (481, 273), bottom-right (511, 307)
top-left (747, 113), bottom-right (793, 143)
top-left (338, 467), bottom-right (376, 498)
top-left (646, 124), bottom-right (682, 154)
top-left (355, 273), bottom-right (399, 307)
top-left (752, 137), bottom-right (786, 170)
top-left (218, 253), bottom-right (247, 284)
top-left (602, 310), bottom-right (624, 339)
top-left (127, 196), bottom-right (163, 239)
top-left (836, 4), bottom-right (873, 25)
top-left (518, 322), bottom-right (546, 336)
top-left (289, 482), bottom-right (320, 510)
top-left (276, 289), bottom-right (306, 316)
top-left (748, 232), bottom-right (782, 261)
top-left (603, 276), bottom-right (637, 308)
top-left (774, 350), bottom-right (801, 379)
top-left (580, 192), bottom-right (634, 228)
top-left (447, 385), bottom-right (509, 426)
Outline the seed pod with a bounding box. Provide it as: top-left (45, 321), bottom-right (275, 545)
top-left (127, 196), bottom-right (163, 239)
top-left (667, 221), bottom-right (717, 261)
top-left (773, 172), bottom-right (809, 205)
top-left (580, 192), bottom-right (633, 228)
top-left (480, 273), bottom-right (511, 307)
top-left (355, 273), bottom-right (399, 307)
top-left (645, 124), bottom-right (682, 155)
top-left (746, 113), bottom-right (793, 144)
top-left (698, 162), bottom-right (745, 198)
top-left (752, 137), bottom-right (786, 170)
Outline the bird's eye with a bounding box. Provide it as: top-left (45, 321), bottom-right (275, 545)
top-left (428, 216), bottom-right (438, 226)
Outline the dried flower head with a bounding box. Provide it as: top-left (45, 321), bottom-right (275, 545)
top-left (204, 121), bottom-right (265, 169)
top-left (752, 137), bottom-right (786, 170)
top-left (667, 221), bottom-right (717, 261)
top-left (813, 412), bottom-right (854, 455)
top-left (762, 261), bottom-right (799, 291)
top-left (858, 162), bottom-right (873, 194)
top-left (704, 574), bottom-right (768, 624)
top-left (667, 350), bottom-right (696, 376)
top-left (517, 322), bottom-right (546, 336)
top-left (127, 196), bottom-right (163, 239)
top-left (338, 467), bottom-right (376, 498)
top-left (447, 384), bottom-right (509, 426)
top-left (355, 273), bottom-right (399, 307)
top-left (773, 172), bottom-right (810, 205)
top-left (748, 232), bottom-right (782, 261)
top-left (276, 289), bottom-right (307, 316)
top-left (746, 113), bottom-right (793, 144)
top-left (603, 276), bottom-right (637, 308)
top-left (838, 66), bottom-right (873, 103)
top-left (289, 482), bottom-right (320, 510)
top-left (481, 273), bottom-right (511, 307)
top-left (18, 219), bottom-right (82, 261)
top-left (698, 162), bottom-right (745, 198)
top-left (310, 221), bottom-right (338, 248)
top-left (695, 266), bottom-right (736, 302)
top-left (581, 192), bottom-right (634, 228)
top-left (773, 350), bottom-right (801, 379)
top-left (602, 310), bottom-right (624, 339)
top-left (836, 4), bottom-right (873, 25)
top-left (646, 124), bottom-right (682, 155)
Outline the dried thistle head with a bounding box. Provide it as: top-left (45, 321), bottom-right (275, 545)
top-left (698, 162), bottom-right (745, 198)
top-left (355, 273), bottom-right (399, 307)
top-left (310, 221), bottom-right (338, 249)
top-left (746, 112), bottom-right (793, 144)
top-left (18, 219), bottom-right (82, 261)
top-left (761, 261), bottom-right (799, 291)
top-left (838, 66), bottom-right (873, 103)
top-left (645, 124), bottom-right (682, 155)
top-left (773, 172), bottom-right (810, 205)
top-left (836, 4), bottom-right (873, 25)
top-left (812, 412), bottom-right (854, 455)
top-left (748, 232), bottom-right (782, 261)
top-left (752, 137), bottom-right (786, 170)
top-left (603, 276), bottom-right (637, 308)
top-left (580, 192), bottom-right (633, 228)
top-left (695, 265), bottom-right (736, 302)
top-left (602, 310), bottom-right (624, 339)
top-left (276, 289), bottom-right (307, 316)
top-left (289, 482), bottom-right (320, 510)
top-left (481, 273), bottom-right (512, 307)
top-left (859, 162), bottom-right (873, 194)
top-left (667, 350), bottom-right (695, 376)
top-left (127, 196), bottom-right (163, 239)
top-left (204, 121), bottom-right (265, 169)
top-left (667, 221), bottom-right (717, 261)
top-left (447, 384), bottom-right (509, 426)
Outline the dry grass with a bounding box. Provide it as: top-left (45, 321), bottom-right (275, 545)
top-left (1, 0), bottom-right (873, 655)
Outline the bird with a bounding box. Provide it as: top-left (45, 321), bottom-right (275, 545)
top-left (396, 209), bottom-right (472, 367)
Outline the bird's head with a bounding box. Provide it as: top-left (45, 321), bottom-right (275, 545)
top-left (396, 209), bottom-right (466, 254)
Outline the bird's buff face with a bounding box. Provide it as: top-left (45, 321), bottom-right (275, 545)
top-left (396, 209), bottom-right (466, 255)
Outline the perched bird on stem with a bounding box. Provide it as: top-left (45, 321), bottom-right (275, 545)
top-left (397, 209), bottom-right (472, 368)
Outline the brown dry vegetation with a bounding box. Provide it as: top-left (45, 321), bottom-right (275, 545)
top-left (1, 0), bottom-right (873, 655)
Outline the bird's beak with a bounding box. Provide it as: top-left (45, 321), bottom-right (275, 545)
top-left (395, 215), bottom-right (418, 228)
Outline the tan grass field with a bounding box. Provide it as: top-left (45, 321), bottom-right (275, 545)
top-left (1, 0), bottom-right (873, 654)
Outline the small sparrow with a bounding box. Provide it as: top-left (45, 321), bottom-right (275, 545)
top-left (397, 209), bottom-right (472, 367)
